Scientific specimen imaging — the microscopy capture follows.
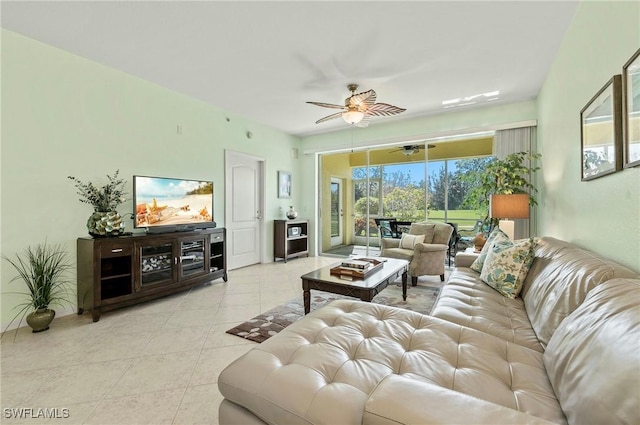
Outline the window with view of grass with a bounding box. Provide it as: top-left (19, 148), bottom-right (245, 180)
top-left (352, 156), bottom-right (494, 242)
top-left (428, 156), bottom-right (493, 238)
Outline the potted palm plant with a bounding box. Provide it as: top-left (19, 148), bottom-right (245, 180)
top-left (2, 242), bottom-right (73, 335)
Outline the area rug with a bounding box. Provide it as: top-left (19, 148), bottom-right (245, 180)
top-left (226, 283), bottom-right (440, 343)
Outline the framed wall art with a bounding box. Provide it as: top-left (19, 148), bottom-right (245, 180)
top-left (278, 170), bottom-right (291, 198)
top-left (622, 48), bottom-right (640, 168)
top-left (580, 75), bottom-right (623, 181)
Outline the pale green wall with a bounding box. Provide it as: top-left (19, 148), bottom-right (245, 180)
top-left (537, 1), bottom-right (639, 271)
top-left (0, 30), bottom-right (301, 328)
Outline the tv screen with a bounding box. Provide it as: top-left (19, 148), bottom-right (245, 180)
top-left (133, 175), bottom-right (214, 230)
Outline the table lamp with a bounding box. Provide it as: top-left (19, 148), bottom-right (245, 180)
top-left (490, 194), bottom-right (530, 240)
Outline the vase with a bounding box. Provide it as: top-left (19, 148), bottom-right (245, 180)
top-left (286, 206), bottom-right (298, 220)
top-left (87, 211), bottom-right (126, 237)
top-left (26, 308), bottom-right (55, 333)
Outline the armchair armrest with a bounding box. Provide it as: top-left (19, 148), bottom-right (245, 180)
top-left (381, 238), bottom-right (400, 250)
top-left (455, 251), bottom-right (480, 268)
top-left (414, 243), bottom-right (448, 253)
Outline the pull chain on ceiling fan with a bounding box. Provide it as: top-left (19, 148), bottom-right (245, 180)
top-left (307, 84), bottom-right (406, 127)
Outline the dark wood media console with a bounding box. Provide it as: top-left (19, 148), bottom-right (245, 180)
top-left (77, 228), bottom-right (227, 322)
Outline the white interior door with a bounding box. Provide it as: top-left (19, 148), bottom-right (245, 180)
top-left (330, 178), bottom-right (344, 247)
top-left (225, 151), bottom-right (264, 270)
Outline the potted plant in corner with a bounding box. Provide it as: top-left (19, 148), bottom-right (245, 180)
top-left (68, 170), bottom-right (128, 237)
top-left (461, 151), bottom-right (541, 238)
top-left (2, 242), bottom-right (73, 335)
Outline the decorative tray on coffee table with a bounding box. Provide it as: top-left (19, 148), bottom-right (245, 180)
top-left (329, 258), bottom-right (384, 279)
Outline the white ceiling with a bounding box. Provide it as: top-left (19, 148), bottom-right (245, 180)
top-left (1, 1), bottom-right (580, 137)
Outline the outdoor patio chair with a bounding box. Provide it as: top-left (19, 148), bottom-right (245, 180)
top-left (374, 218), bottom-right (399, 239)
top-left (445, 222), bottom-right (460, 266)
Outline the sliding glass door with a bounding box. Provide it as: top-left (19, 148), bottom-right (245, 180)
top-left (318, 135), bottom-right (494, 257)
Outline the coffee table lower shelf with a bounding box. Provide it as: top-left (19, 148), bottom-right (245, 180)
top-left (300, 258), bottom-right (409, 314)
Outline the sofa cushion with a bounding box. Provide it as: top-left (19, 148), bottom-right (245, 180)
top-left (218, 300), bottom-right (566, 425)
top-left (544, 278), bottom-right (640, 425)
top-left (431, 268), bottom-right (544, 352)
top-left (470, 228), bottom-right (509, 273)
top-left (365, 375), bottom-right (560, 425)
top-left (430, 221), bottom-right (454, 245)
top-left (399, 233), bottom-right (425, 249)
top-left (480, 237), bottom-right (535, 298)
top-left (522, 237), bottom-right (639, 348)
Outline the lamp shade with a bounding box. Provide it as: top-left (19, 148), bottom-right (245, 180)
top-left (490, 194), bottom-right (530, 219)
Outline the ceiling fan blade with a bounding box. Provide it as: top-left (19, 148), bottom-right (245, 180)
top-left (366, 103), bottom-right (406, 117)
top-left (315, 112), bottom-right (343, 124)
top-left (306, 101), bottom-right (347, 110)
top-left (348, 90), bottom-right (377, 109)
top-left (354, 115), bottom-right (370, 128)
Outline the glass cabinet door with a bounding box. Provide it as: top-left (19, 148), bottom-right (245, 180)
top-left (179, 237), bottom-right (207, 279)
top-left (139, 243), bottom-right (174, 287)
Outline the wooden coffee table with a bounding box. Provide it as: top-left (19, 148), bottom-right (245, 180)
top-left (301, 258), bottom-right (409, 314)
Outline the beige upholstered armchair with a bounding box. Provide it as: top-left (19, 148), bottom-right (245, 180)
top-left (380, 221), bottom-right (453, 285)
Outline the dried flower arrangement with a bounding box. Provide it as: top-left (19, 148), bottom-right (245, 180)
top-left (68, 170), bottom-right (128, 212)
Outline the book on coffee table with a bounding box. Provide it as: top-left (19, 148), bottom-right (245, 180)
top-left (330, 258), bottom-right (384, 279)
top-left (340, 259), bottom-right (371, 270)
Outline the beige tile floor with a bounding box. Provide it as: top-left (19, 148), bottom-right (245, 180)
top-left (0, 256), bottom-right (449, 425)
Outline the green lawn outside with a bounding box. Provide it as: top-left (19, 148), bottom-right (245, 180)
top-left (355, 210), bottom-right (483, 238)
top-left (428, 210), bottom-right (482, 234)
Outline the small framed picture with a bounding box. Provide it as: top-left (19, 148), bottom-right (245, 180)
top-left (580, 75), bottom-right (623, 181)
top-left (622, 48), bottom-right (640, 168)
top-left (278, 171), bottom-right (291, 198)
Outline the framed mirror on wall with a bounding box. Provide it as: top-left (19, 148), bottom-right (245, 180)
top-left (580, 75), bottom-right (623, 181)
top-left (622, 48), bottom-right (640, 168)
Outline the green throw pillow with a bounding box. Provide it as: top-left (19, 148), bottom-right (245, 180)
top-left (469, 227), bottom-right (509, 273)
top-left (480, 237), bottom-right (536, 299)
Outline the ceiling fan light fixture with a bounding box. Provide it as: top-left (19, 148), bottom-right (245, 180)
top-left (342, 110), bottom-right (365, 124)
top-left (402, 149), bottom-right (415, 156)
top-left (308, 84), bottom-right (405, 127)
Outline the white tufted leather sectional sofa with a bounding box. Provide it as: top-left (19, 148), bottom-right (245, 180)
top-left (218, 237), bottom-right (639, 425)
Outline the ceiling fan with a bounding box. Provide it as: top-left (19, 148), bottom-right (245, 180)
top-left (389, 144), bottom-right (436, 156)
top-left (307, 84), bottom-right (406, 127)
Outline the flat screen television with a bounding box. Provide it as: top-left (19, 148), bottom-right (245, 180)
top-left (133, 175), bottom-right (215, 232)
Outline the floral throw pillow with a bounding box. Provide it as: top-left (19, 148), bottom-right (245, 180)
top-left (469, 227), bottom-right (510, 273)
top-left (399, 233), bottom-right (425, 249)
top-left (480, 238), bottom-right (536, 299)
